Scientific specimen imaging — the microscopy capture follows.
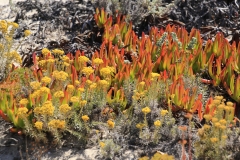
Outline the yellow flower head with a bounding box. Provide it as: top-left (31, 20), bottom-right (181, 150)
top-left (75, 80), bottom-right (80, 85)
top-left (48, 119), bottom-right (65, 129)
top-left (82, 67), bottom-right (94, 76)
top-left (59, 104), bottom-right (71, 114)
top-left (214, 122), bottom-right (221, 128)
top-left (64, 62), bottom-right (70, 67)
top-left (40, 87), bottom-right (50, 94)
top-left (203, 124), bottom-right (211, 130)
top-left (39, 60), bottom-right (46, 66)
top-left (151, 72), bottom-right (160, 79)
top-left (89, 83), bottom-right (97, 89)
top-left (203, 114), bottom-right (212, 121)
top-left (86, 80), bottom-right (92, 85)
top-left (219, 119), bottom-right (227, 125)
top-left (67, 85), bottom-right (75, 93)
top-left (210, 137), bottom-right (218, 143)
top-left (19, 98), bottom-right (29, 105)
top-left (142, 106), bottom-right (151, 114)
top-left (154, 120), bottom-right (161, 127)
top-left (24, 30), bottom-right (31, 37)
top-left (11, 22), bottom-right (19, 28)
top-left (30, 81), bottom-right (41, 90)
top-left (222, 135), bottom-right (228, 140)
top-left (41, 76), bottom-right (51, 84)
top-left (100, 67), bottom-right (112, 77)
top-left (107, 120), bottom-right (115, 129)
top-left (33, 107), bottom-right (42, 115)
top-left (78, 87), bottom-right (84, 93)
top-left (226, 102), bottom-right (234, 107)
top-left (42, 48), bottom-right (51, 56)
top-left (136, 123), bottom-right (145, 129)
top-left (70, 96), bottom-right (79, 103)
top-left (219, 125), bottom-right (226, 130)
top-left (214, 96), bottom-right (223, 101)
top-left (82, 115), bottom-right (90, 122)
top-left (62, 55), bottom-right (70, 62)
top-left (160, 110), bottom-right (168, 117)
top-left (99, 141), bottom-right (105, 148)
top-left (52, 70), bottom-right (68, 81)
top-left (0, 20), bottom-right (7, 33)
top-left (93, 58), bottom-right (103, 65)
top-left (78, 56), bottom-right (89, 63)
top-left (213, 99), bottom-right (221, 105)
top-left (47, 58), bottom-right (55, 63)
top-left (54, 91), bottom-right (64, 98)
top-left (80, 100), bottom-right (87, 106)
top-left (31, 90), bottom-right (41, 98)
top-left (34, 121), bottom-right (43, 130)
top-left (41, 101), bottom-right (54, 116)
top-left (98, 80), bottom-right (109, 88)
top-left (52, 49), bottom-right (64, 55)
top-left (17, 107), bottom-right (28, 116)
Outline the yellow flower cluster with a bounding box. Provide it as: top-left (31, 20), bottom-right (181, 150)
top-left (41, 76), bottom-right (51, 84)
top-left (54, 91), bottom-right (64, 98)
top-left (75, 80), bottom-right (80, 85)
top-left (107, 119), bottom-right (115, 129)
top-left (154, 120), bottom-right (161, 127)
top-left (30, 81), bottom-right (41, 90)
top-left (80, 100), bottom-right (87, 106)
top-left (210, 137), bottom-right (218, 143)
top-left (64, 62), bottom-right (70, 67)
top-left (78, 56), bottom-right (89, 63)
top-left (151, 72), bottom-right (160, 78)
top-left (82, 115), bottom-right (89, 122)
top-left (17, 107), bottom-right (28, 116)
top-left (86, 80), bottom-right (92, 85)
top-left (82, 67), bottom-right (94, 76)
top-left (139, 81), bottom-right (145, 87)
top-left (160, 110), bottom-right (168, 117)
top-left (34, 121), bottom-right (43, 130)
top-left (52, 49), bottom-right (64, 55)
top-left (136, 123), bottom-right (145, 129)
top-left (52, 70), bottom-right (68, 81)
top-left (47, 58), bottom-right (55, 63)
top-left (100, 66), bottom-right (115, 77)
top-left (142, 106), bottom-right (151, 114)
top-left (12, 22), bottom-right (19, 28)
top-left (99, 141), bottom-right (105, 148)
top-left (59, 104), bottom-right (71, 114)
top-left (31, 90), bottom-right (42, 99)
top-left (6, 50), bottom-right (22, 64)
top-left (40, 87), bottom-right (50, 94)
top-left (93, 58), bottom-right (103, 65)
top-left (89, 83), bottom-right (97, 89)
top-left (41, 48), bottom-right (50, 56)
top-left (38, 60), bottom-right (46, 66)
top-left (62, 55), bottom-right (70, 62)
top-left (0, 20), bottom-right (8, 33)
top-left (48, 119), bottom-right (65, 129)
top-left (19, 98), bottom-right (29, 105)
top-left (24, 30), bottom-right (31, 37)
top-left (67, 85), bottom-right (75, 93)
top-left (78, 87), bottom-right (84, 92)
top-left (40, 101), bottom-right (55, 116)
top-left (70, 96), bottom-right (79, 103)
top-left (98, 80), bottom-right (109, 88)
top-left (132, 90), bottom-right (147, 100)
